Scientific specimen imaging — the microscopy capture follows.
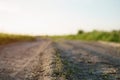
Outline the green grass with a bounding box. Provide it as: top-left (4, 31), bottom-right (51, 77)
top-left (0, 33), bottom-right (35, 45)
top-left (50, 30), bottom-right (120, 43)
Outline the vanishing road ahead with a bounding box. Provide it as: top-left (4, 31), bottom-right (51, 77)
top-left (0, 39), bottom-right (120, 80)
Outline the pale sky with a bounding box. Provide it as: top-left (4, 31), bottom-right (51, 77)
top-left (0, 0), bottom-right (120, 35)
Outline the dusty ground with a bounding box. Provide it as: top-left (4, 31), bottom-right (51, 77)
top-left (0, 40), bottom-right (56, 80)
top-left (0, 39), bottom-right (120, 80)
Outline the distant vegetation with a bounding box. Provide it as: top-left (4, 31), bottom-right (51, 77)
top-left (0, 33), bottom-right (35, 45)
top-left (51, 30), bottom-right (120, 43)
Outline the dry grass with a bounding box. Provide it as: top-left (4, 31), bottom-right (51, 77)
top-left (0, 33), bottom-right (35, 45)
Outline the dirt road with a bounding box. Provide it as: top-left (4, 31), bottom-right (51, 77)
top-left (0, 40), bottom-right (55, 80)
top-left (55, 40), bottom-right (120, 80)
top-left (0, 39), bottom-right (120, 80)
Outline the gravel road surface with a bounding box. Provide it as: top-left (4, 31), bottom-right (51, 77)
top-left (0, 40), bottom-right (54, 80)
top-left (0, 39), bottom-right (120, 80)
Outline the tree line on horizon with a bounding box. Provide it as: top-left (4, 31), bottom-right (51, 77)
top-left (51, 30), bottom-right (120, 43)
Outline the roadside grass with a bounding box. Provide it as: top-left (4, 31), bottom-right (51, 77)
top-left (52, 49), bottom-right (64, 80)
top-left (50, 30), bottom-right (120, 43)
top-left (53, 48), bottom-right (81, 80)
top-left (0, 33), bottom-right (35, 45)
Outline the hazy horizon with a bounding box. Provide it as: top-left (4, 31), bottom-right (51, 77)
top-left (0, 0), bottom-right (120, 35)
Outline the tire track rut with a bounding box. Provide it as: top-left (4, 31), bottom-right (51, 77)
top-left (0, 40), bottom-right (53, 80)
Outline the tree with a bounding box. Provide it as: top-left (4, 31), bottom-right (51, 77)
top-left (77, 30), bottom-right (84, 34)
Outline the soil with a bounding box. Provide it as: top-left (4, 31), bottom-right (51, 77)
top-left (0, 39), bottom-right (120, 80)
top-left (0, 40), bottom-right (54, 80)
